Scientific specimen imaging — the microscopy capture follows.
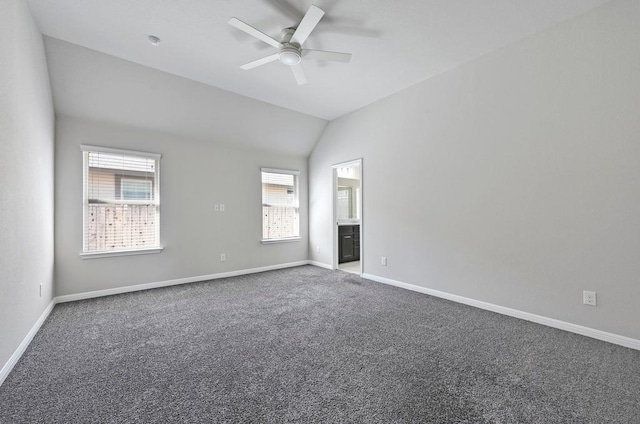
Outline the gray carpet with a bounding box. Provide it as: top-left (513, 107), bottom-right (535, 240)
top-left (1, 266), bottom-right (639, 423)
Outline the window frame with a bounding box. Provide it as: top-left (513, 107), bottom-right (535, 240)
top-left (260, 167), bottom-right (301, 244)
top-left (80, 145), bottom-right (163, 259)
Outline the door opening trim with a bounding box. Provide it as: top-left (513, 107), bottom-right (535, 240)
top-left (332, 159), bottom-right (363, 275)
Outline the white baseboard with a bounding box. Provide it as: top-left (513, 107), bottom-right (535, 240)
top-left (0, 299), bottom-right (56, 387)
top-left (308, 260), bottom-right (333, 270)
top-left (56, 261), bottom-right (311, 303)
top-left (362, 273), bottom-right (640, 351)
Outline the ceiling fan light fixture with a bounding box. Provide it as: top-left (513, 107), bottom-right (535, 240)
top-left (278, 47), bottom-right (301, 66)
top-left (229, 4), bottom-right (349, 83)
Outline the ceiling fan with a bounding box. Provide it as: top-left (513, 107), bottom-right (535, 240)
top-left (228, 4), bottom-right (352, 85)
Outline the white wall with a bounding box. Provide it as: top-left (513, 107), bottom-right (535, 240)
top-left (55, 117), bottom-right (309, 296)
top-left (309, 0), bottom-right (640, 340)
top-left (0, 0), bottom-right (55, 369)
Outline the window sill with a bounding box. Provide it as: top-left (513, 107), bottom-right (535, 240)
top-left (80, 247), bottom-right (164, 259)
top-left (261, 237), bottom-right (301, 245)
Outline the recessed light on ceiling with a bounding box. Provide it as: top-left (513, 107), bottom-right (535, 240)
top-left (148, 35), bottom-right (161, 46)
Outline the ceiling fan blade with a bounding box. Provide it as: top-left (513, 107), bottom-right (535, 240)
top-left (291, 63), bottom-right (307, 85)
top-left (240, 54), bottom-right (280, 70)
top-left (228, 17), bottom-right (283, 49)
top-left (302, 49), bottom-right (352, 63)
top-left (290, 5), bottom-right (324, 46)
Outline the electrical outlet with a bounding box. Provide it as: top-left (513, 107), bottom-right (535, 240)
top-left (220, 253), bottom-right (226, 262)
top-left (220, 204), bottom-right (225, 212)
top-left (583, 291), bottom-right (597, 306)
top-left (316, 246), bottom-right (320, 253)
top-left (214, 204), bottom-right (219, 212)
top-left (381, 257), bottom-right (387, 266)
top-left (39, 283), bottom-right (42, 298)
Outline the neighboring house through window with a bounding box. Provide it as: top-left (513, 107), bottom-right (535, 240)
top-left (121, 179), bottom-right (153, 201)
top-left (261, 168), bottom-right (300, 242)
top-left (81, 145), bottom-right (162, 257)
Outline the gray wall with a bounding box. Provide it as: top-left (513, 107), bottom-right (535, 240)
top-left (0, 0), bottom-right (55, 368)
top-left (46, 33), bottom-right (327, 297)
top-left (55, 117), bottom-right (309, 296)
top-left (43, 37), bottom-right (328, 158)
top-left (309, 0), bottom-right (640, 339)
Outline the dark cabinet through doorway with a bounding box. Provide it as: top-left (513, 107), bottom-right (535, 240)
top-left (338, 225), bottom-right (360, 264)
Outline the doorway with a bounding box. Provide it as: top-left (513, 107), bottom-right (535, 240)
top-left (332, 159), bottom-right (362, 275)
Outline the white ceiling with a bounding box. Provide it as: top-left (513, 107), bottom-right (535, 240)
top-left (27, 0), bottom-right (611, 121)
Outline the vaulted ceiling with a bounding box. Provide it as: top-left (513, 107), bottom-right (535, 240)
top-left (28, 0), bottom-right (613, 156)
top-left (28, 0), bottom-right (611, 121)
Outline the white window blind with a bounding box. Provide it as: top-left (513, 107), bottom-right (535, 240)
top-left (261, 168), bottom-right (300, 241)
top-left (82, 145), bottom-right (161, 254)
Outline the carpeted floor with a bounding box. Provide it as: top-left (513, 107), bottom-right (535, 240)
top-left (1, 265), bottom-right (639, 423)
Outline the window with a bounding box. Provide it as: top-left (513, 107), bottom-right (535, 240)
top-left (81, 145), bottom-right (162, 257)
top-left (261, 168), bottom-right (300, 242)
top-left (121, 179), bottom-right (153, 201)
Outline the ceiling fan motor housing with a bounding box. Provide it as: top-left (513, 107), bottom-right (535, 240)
top-left (278, 28), bottom-right (301, 66)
